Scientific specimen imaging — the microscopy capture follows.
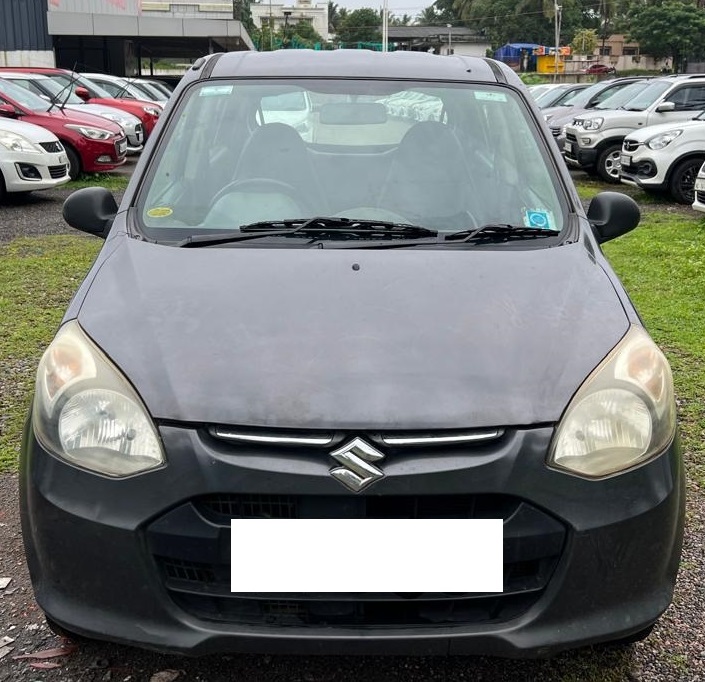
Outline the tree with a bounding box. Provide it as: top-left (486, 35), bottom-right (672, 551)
top-left (416, 0), bottom-right (459, 26)
top-left (570, 27), bottom-right (598, 54)
top-left (337, 7), bottom-right (382, 43)
top-left (628, 0), bottom-right (705, 72)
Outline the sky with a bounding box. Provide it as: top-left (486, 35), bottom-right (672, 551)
top-left (335, 0), bottom-right (431, 19)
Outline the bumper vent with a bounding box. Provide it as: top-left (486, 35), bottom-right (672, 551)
top-left (48, 164), bottom-right (67, 179)
top-left (148, 494), bottom-right (566, 628)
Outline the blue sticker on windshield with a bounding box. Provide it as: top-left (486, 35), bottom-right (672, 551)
top-left (524, 209), bottom-right (554, 230)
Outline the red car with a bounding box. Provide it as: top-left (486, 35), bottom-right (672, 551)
top-left (0, 67), bottom-right (162, 138)
top-left (0, 77), bottom-right (126, 179)
top-left (583, 63), bottom-right (617, 75)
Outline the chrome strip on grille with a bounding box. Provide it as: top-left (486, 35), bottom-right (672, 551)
top-left (210, 428), bottom-right (334, 446)
top-left (381, 430), bottom-right (504, 446)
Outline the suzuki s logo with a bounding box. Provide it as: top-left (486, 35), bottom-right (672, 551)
top-left (329, 438), bottom-right (385, 492)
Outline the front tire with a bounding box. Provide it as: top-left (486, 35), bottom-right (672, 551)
top-left (64, 145), bottom-right (81, 181)
top-left (669, 157), bottom-right (703, 204)
top-left (597, 144), bottom-right (623, 184)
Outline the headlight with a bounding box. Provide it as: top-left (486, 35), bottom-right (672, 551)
top-left (0, 131), bottom-right (41, 153)
top-left (64, 124), bottom-right (114, 140)
top-left (580, 117), bottom-right (604, 131)
top-left (32, 321), bottom-right (165, 477)
top-left (143, 106), bottom-right (161, 117)
top-left (647, 130), bottom-right (682, 150)
top-left (548, 325), bottom-right (676, 479)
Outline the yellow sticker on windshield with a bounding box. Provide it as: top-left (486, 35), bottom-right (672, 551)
top-left (147, 207), bottom-right (173, 218)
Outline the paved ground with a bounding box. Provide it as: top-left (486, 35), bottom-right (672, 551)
top-left (0, 170), bottom-right (704, 681)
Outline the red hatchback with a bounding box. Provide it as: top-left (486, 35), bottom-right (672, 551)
top-left (583, 63), bottom-right (617, 75)
top-left (0, 67), bottom-right (162, 138)
top-left (0, 77), bottom-right (126, 179)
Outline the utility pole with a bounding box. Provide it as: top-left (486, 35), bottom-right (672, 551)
top-left (382, 0), bottom-right (388, 52)
top-left (553, 0), bottom-right (562, 82)
top-left (447, 23), bottom-right (452, 55)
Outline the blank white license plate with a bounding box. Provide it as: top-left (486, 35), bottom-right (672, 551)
top-left (694, 178), bottom-right (705, 192)
top-left (621, 155), bottom-right (631, 168)
top-left (564, 142), bottom-right (573, 153)
top-left (231, 519), bottom-right (503, 593)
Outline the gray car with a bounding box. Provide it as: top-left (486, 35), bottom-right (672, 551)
top-left (21, 50), bottom-right (683, 659)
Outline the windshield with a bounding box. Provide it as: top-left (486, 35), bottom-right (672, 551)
top-left (50, 73), bottom-right (115, 99)
top-left (130, 80), bottom-right (165, 100)
top-left (619, 81), bottom-right (672, 111)
top-left (594, 81), bottom-right (653, 110)
top-left (138, 79), bottom-right (567, 246)
top-left (534, 86), bottom-right (567, 107)
top-left (27, 77), bottom-right (84, 105)
top-left (0, 77), bottom-right (51, 112)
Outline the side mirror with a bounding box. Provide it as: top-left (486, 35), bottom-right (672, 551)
top-left (655, 101), bottom-right (676, 113)
top-left (74, 86), bottom-right (90, 101)
top-left (62, 187), bottom-right (118, 238)
top-left (587, 191), bottom-right (640, 243)
top-left (0, 103), bottom-right (17, 118)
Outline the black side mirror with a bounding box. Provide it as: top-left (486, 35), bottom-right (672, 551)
top-left (587, 191), bottom-right (640, 243)
top-left (62, 187), bottom-right (118, 238)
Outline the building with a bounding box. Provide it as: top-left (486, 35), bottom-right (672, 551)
top-left (1, 0), bottom-right (254, 75)
top-left (387, 26), bottom-right (490, 57)
top-left (251, 0), bottom-right (328, 43)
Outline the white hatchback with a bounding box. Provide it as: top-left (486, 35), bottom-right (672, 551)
top-left (0, 118), bottom-right (70, 200)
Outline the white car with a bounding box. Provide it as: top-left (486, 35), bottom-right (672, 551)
top-left (692, 161), bottom-right (705, 212)
top-left (564, 74), bottom-right (705, 182)
top-left (0, 118), bottom-right (70, 200)
top-left (620, 111), bottom-right (705, 204)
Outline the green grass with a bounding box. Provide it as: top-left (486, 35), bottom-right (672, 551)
top-left (67, 173), bottom-right (129, 192)
top-left (0, 235), bottom-right (101, 471)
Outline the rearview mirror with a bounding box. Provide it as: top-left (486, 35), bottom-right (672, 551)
top-left (587, 191), bottom-right (640, 243)
top-left (63, 187), bottom-right (118, 238)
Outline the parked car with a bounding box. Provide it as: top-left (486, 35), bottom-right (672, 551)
top-left (583, 64), bottom-right (617, 75)
top-left (81, 73), bottom-right (165, 106)
top-left (0, 118), bottom-right (69, 201)
top-left (564, 74), bottom-right (705, 181)
top-left (543, 76), bottom-right (654, 151)
top-left (0, 72), bottom-right (144, 154)
top-left (692, 160), bottom-right (705, 212)
top-left (22, 50), bottom-right (683, 659)
top-left (0, 77), bottom-right (126, 179)
top-left (620, 110), bottom-right (705, 203)
top-left (533, 82), bottom-right (590, 109)
top-left (0, 67), bottom-right (162, 138)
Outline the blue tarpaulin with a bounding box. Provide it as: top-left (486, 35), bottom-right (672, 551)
top-left (494, 43), bottom-right (545, 71)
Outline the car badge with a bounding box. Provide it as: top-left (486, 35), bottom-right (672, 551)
top-left (329, 437), bottom-right (385, 492)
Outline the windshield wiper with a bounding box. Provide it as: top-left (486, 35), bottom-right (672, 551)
top-left (444, 223), bottom-right (559, 242)
top-left (176, 217), bottom-right (438, 247)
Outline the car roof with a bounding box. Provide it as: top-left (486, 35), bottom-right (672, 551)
top-left (0, 72), bottom-right (46, 80)
top-left (203, 50), bottom-right (514, 85)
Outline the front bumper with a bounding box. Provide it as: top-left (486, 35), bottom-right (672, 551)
top-left (619, 153), bottom-right (666, 190)
top-left (20, 421), bottom-right (684, 658)
top-left (0, 149), bottom-right (70, 192)
top-left (79, 136), bottom-right (127, 173)
top-left (123, 122), bottom-right (144, 154)
top-left (563, 134), bottom-right (598, 169)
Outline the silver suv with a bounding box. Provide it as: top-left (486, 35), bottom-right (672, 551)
top-left (564, 75), bottom-right (705, 182)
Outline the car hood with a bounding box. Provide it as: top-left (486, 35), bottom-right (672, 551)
top-left (64, 103), bottom-right (140, 125)
top-left (624, 117), bottom-right (705, 143)
top-left (575, 109), bottom-right (641, 125)
top-left (0, 117), bottom-right (59, 143)
top-left (40, 107), bottom-right (124, 133)
top-left (76, 238), bottom-right (630, 430)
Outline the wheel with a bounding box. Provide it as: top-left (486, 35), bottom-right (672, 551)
top-left (64, 145), bottom-right (81, 181)
top-left (596, 144), bottom-right (623, 184)
top-left (669, 157), bottom-right (703, 204)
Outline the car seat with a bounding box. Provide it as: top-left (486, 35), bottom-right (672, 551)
top-left (377, 121), bottom-right (473, 229)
